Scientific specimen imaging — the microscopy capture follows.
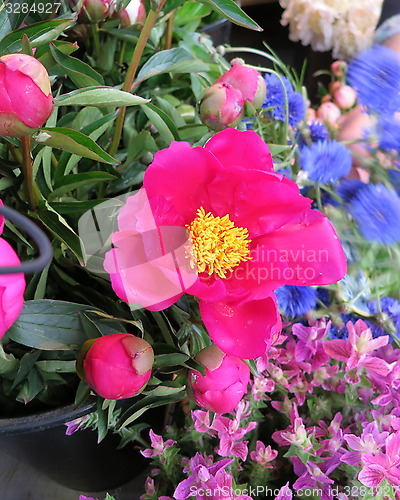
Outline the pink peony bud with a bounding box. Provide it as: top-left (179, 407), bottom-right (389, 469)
top-left (333, 85), bottom-right (357, 110)
top-left (72, 0), bottom-right (111, 23)
top-left (0, 202), bottom-right (26, 339)
top-left (0, 54), bottom-right (53, 137)
top-left (328, 81), bottom-right (342, 95)
top-left (113, 0), bottom-right (146, 27)
top-left (330, 60), bottom-right (347, 77)
top-left (199, 82), bottom-right (244, 131)
top-left (217, 61), bottom-right (267, 109)
top-left (316, 101), bottom-right (342, 127)
top-left (79, 333), bottom-right (154, 400)
top-left (188, 345), bottom-right (250, 414)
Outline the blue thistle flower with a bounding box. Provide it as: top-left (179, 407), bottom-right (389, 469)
top-left (349, 183), bottom-right (400, 245)
top-left (389, 168), bottom-right (400, 195)
top-left (347, 45), bottom-right (400, 115)
top-left (299, 140), bottom-right (352, 184)
top-left (263, 73), bottom-right (305, 127)
top-left (298, 121), bottom-right (330, 149)
top-left (378, 115), bottom-right (400, 152)
top-left (275, 285), bottom-right (317, 318)
top-left (368, 297), bottom-right (400, 333)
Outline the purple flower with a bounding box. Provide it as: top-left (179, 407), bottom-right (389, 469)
top-left (140, 429), bottom-right (176, 459)
top-left (65, 415), bottom-right (89, 435)
top-left (250, 441), bottom-right (278, 467)
top-left (274, 482), bottom-right (293, 500)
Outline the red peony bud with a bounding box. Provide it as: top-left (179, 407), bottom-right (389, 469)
top-left (217, 61), bottom-right (267, 109)
top-left (113, 0), bottom-right (146, 27)
top-left (199, 82), bottom-right (244, 131)
top-left (78, 333), bottom-right (154, 400)
top-left (188, 345), bottom-right (250, 414)
top-left (0, 54), bottom-right (54, 137)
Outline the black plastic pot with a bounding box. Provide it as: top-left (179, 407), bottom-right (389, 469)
top-left (201, 17), bottom-right (233, 46)
top-left (0, 399), bottom-right (149, 492)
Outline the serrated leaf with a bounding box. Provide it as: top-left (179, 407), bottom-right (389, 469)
top-left (134, 47), bottom-right (210, 87)
top-left (34, 127), bottom-right (119, 165)
top-left (55, 86), bottom-right (150, 107)
top-left (50, 42), bottom-right (104, 87)
top-left (199, 0), bottom-right (261, 31)
top-left (0, 17), bottom-right (75, 55)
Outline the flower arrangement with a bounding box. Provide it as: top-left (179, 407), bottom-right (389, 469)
top-left (279, 0), bottom-right (384, 59)
top-left (0, 1), bottom-right (400, 499)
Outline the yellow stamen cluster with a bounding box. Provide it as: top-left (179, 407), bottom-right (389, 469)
top-left (186, 207), bottom-right (252, 279)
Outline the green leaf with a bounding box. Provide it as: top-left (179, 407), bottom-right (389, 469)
top-left (6, 300), bottom-right (126, 351)
top-left (36, 360), bottom-right (77, 373)
top-left (48, 199), bottom-right (106, 215)
top-left (31, 203), bottom-right (86, 265)
top-left (34, 127), bottom-right (119, 165)
top-left (141, 103), bottom-right (180, 143)
top-left (37, 40), bottom-right (79, 70)
top-left (55, 86), bottom-right (150, 107)
top-left (134, 47), bottom-right (210, 87)
top-left (50, 43), bottom-right (104, 88)
top-left (0, 0), bottom-right (35, 40)
top-left (0, 344), bottom-right (18, 375)
top-left (0, 17), bottom-right (75, 55)
top-left (175, 2), bottom-right (211, 25)
top-left (199, 0), bottom-right (261, 31)
top-left (48, 172), bottom-right (116, 201)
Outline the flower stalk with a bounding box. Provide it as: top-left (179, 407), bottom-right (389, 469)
top-left (109, 0), bottom-right (167, 157)
top-left (20, 135), bottom-right (37, 211)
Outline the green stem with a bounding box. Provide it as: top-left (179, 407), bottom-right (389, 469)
top-left (108, 1), bottom-right (167, 157)
top-left (91, 23), bottom-right (101, 56)
top-left (20, 135), bottom-right (37, 211)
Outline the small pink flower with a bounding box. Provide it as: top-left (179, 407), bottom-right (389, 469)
top-left (330, 60), bottom-right (347, 77)
top-left (274, 482), bottom-right (293, 500)
top-left (79, 333), bottom-right (153, 399)
top-left (250, 441), bottom-right (278, 467)
top-left (188, 345), bottom-right (250, 414)
top-left (141, 429), bottom-right (176, 459)
top-left (0, 54), bottom-right (53, 137)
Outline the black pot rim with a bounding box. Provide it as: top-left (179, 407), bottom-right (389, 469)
top-left (0, 399), bottom-right (97, 435)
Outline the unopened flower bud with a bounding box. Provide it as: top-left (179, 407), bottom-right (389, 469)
top-left (330, 60), bottom-right (347, 77)
top-left (333, 85), bottom-right (357, 110)
top-left (113, 0), bottom-right (146, 27)
top-left (328, 81), bottom-right (342, 95)
top-left (199, 82), bottom-right (244, 131)
top-left (78, 333), bottom-right (154, 400)
top-left (0, 54), bottom-right (53, 137)
top-left (71, 0), bottom-right (111, 23)
top-left (217, 62), bottom-right (267, 109)
top-left (188, 345), bottom-right (250, 413)
top-left (317, 101), bottom-right (341, 127)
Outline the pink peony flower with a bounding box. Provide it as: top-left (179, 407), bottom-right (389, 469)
top-left (79, 333), bottom-right (153, 399)
top-left (0, 54), bottom-right (53, 137)
top-left (0, 201), bottom-right (26, 339)
top-left (188, 344), bottom-right (250, 414)
top-left (199, 83), bottom-right (244, 131)
top-left (104, 129), bottom-right (346, 358)
top-left (217, 60), bottom-right (267, 109)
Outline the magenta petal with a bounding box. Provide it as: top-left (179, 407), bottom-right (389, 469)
top-left (323, 339), bottom-right (352, 362)
top-left (260, 209), bottom-right (347, 285)
top-left (358, 465), bottom-right (386, 487)
top-left (0, 238), bottom-right (25, 338)
top-left (0, 199), bottom-right (4, 234)
top-left (200, 297), bottom-right (282, 359)
top-left (205, 128), bottom-right (274, 172)
top-left (143, 141), bottom-right (220, 223)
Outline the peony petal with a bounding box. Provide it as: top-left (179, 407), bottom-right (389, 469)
top-left (205, 128), bottom-right (274, 172)
top-left (207, 167), bottom-right (311, 237)
top-left (260, 209), bottom-right (347, 285)
top-left (143, 141), bottom-right (220, 223)
top-left (200, 296), bottom-right (282, 359)
top-left (0, 238), bottom-right (25, 338)
top-left (0, 199), bottom-right (4, 234)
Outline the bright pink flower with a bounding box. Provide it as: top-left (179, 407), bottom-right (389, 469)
top-left (188, 345), bottom-right (250, 414)
top-left (0, 54), bottom-right (53, 137)
top-left (324, 320), bottom-right (390, 379)
top-left (217, 61), bottom-right (267, 109)
top-left (0, 203), bottom-right (26, 339)
top-left (104, 130), bottom-right (346, 359)
top-left (211, 410), bottom-right (257, 460)
top-left (359, 432), bottom-right (400, 487)
top-left (274, 482), bottom-right (293, 500)
top-left (80, 333), bottom-right (153, 399)
top-left (199, 83), bottom-right (244, 131)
